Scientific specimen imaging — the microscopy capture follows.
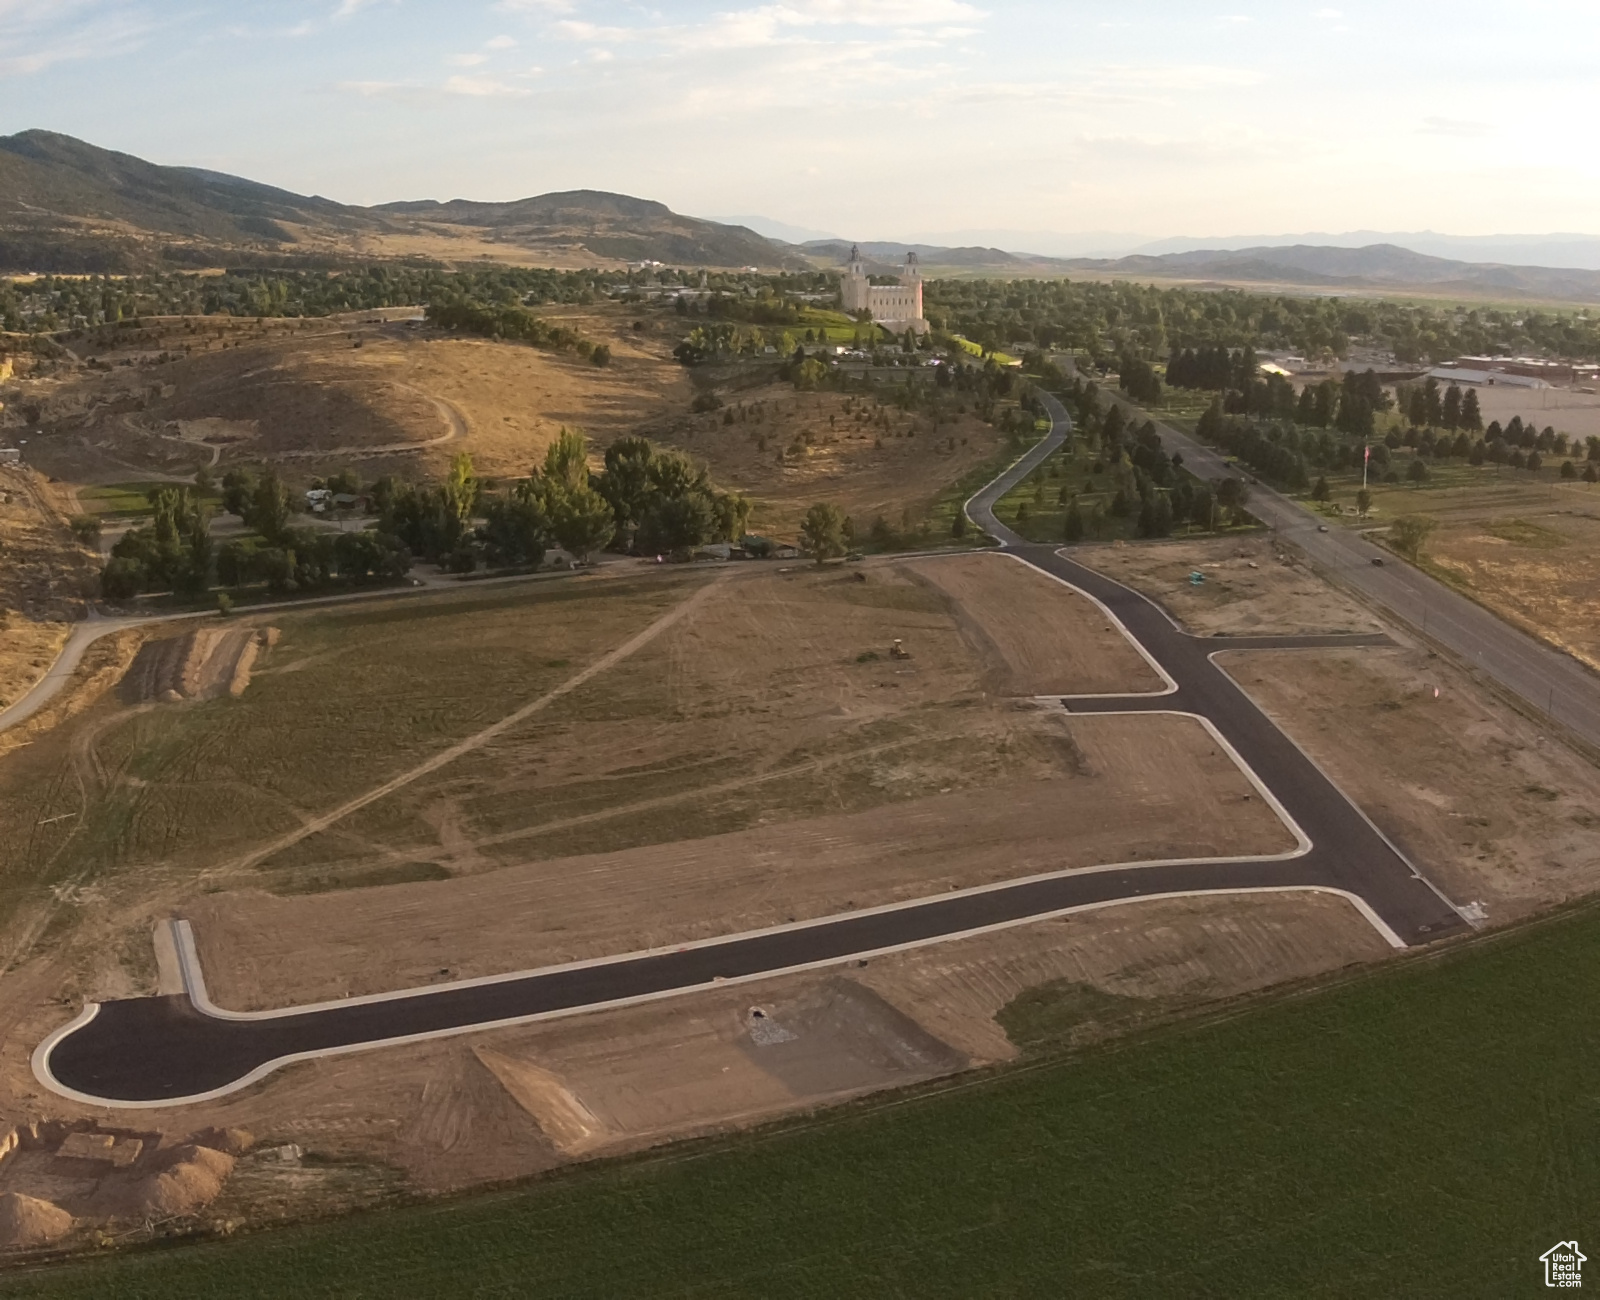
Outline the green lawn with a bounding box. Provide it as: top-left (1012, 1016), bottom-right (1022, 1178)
top-left (15, 898), bottom-right (1600, 1297)
top-left (797, 307), bottom-right (884, 346)
top-left (949, 334), bottom-right (1020, 367)
top-left (77, 482), bottom-right (219, 519)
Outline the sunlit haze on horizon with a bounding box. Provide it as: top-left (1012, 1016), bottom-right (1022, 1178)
top-left (1, 0), bottom-right (1596, 244)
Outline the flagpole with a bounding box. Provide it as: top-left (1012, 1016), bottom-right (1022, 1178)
top-left (1363, 444), bottom-right (1370, 489)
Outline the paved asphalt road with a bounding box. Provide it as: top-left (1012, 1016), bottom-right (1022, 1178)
top-left (1090, 386), bottom-right (1600, 751)
top-left (39, 394), bottom-right (1471, 1106)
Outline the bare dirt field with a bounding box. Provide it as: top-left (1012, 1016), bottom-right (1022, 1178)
top-left (119, 626), bottom-right (276, 704)
top-left (1223, 646), bottom-right (1600, 923)
top-left (187, 707), bottom-right (1291, 1011)
top-left (1073, 533), bottom-right (1383, 636)
top-left (909, 551), bottom-right (1166, 693)
top-left (0, 466), bottom-right (97, 709)
top-left (1472, 383), bottom-right (1600, 442)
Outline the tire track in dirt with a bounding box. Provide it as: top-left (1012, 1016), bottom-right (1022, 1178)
top-left (220, 575), bottom-right (727, 876)
top-left (268, 387), bottom-right (468, 461)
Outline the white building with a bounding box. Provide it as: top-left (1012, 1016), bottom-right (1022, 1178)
top-left (839, 247), bottom-right (929, 335)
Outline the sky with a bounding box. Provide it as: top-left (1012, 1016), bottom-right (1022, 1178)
top-left (1, 0), bottom-right (1598, 244)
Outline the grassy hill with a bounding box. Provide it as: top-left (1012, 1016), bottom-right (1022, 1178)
top-left (0, 131), bottom-right (801, 274)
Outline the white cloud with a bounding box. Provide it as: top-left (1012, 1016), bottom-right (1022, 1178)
top-left (449, 52), bottom-right (489, 66)
top-left (485, 34), bottom-right (517, 49)
top-left (443, 74), bottom-right (532, 96)
top-left (1419, 115), bottom-right (1492, 137)
top-left (333, 0), bottom-right (391, 19)
top-left (495, 0), bottom-right (574, 12)
top-left (787, 0), bottom-right (984, 24)
top-left (0, 0), bottom-right (153, 76)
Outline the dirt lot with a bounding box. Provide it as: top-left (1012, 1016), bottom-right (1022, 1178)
top-left (1073, 533), bottom-right (1383, 636)
top-left (0, 466), bottom-right (97, 710)
top-left (1224, 646), bottom-right (1600, 923)
top-left (1472, 383), bottom-right (1600, 443)
top-left (909, 551), bottom-right (1165, 693)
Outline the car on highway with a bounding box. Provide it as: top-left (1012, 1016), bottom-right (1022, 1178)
top-left (1317, 525), bottom-right (1329, 532)
top-left (1371, 557), bottom-right (1385, 566)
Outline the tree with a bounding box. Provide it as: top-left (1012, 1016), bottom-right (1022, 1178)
top-left (1586, 463), bottom-right (1599, 484)
top-left (248, 469), bottom-right (292, 543)
top-left (800, 502), bottom-right (845, 563)
top-left (542, 426), bottom-right (591, 493)
top-left (100, 556), bottom-right (145, 600)
top-left (1137, 492), bottom-right (1173, 538)
top-left (1356, 487), bottom-right (1373, 518)
top-left (638, 491), bottom-right (713, 556)
top-left (547, 481), bottom-right (615, 560)
top-left (1063, 498), bottom-right (1084, 542)
top-left (1442, 384), bottom-right (1462, 430)
top-left (1460, 388), bottom-right (1483, 432)
top-left (479, 492), bottom-right (548, 568)
top-left (443, 452), bottom-right (478, 530)
top-left (1214, 476), bottom-right (1249, 524)
top-left (1561, 460), bottom-right (1578, 480)
top-left (1311, 476), bottom-right (1330, 502)
top-left (793, 358), bottom-right (828, 391)
top-left (1390, 514), bottom-right (1437, 561)
top-left (1407, 458), bottom-right (1429, 483)
top-left (951, 511), bottom-right (968, 539)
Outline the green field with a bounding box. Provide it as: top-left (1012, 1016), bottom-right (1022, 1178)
top-left (14, 897), bottom-right (1600, 1297)
top-left (76, 482), bottom-right (221, 519)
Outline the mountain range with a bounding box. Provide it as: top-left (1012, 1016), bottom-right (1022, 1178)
top-left (1054, 243), bottom-right (1600, 303)
top-left (0, 130), bottom-right (797, 274)
top-left (4, 130), bottom-right (1600, 304)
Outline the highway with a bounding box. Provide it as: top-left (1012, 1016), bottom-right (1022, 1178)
top-left (35, 392), bottom-right (1474, 1107)
top-left (1089, 387), bottom-right (1600, 751)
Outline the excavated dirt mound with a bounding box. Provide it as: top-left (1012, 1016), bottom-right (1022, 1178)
top-left (125, 1145), bottom-right (235, 1218)
top-left (119, 626), bottom-right (275, 704)
top-left (0, 1192), bottom-right (74, 1250)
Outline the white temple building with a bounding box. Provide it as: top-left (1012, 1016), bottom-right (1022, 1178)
top-left (839, 246), bottom-right (929, 335)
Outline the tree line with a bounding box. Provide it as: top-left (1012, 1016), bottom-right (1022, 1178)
top-left (424, 302), bottom-right (610, 365)
top-left (921, 275), bottom-right (1600, 367)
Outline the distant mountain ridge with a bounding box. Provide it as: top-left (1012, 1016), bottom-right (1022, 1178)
top-left (1059, 243), bottom-right (1600, 303)
top-left (0, 130), bottom-right (802, 273)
